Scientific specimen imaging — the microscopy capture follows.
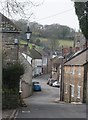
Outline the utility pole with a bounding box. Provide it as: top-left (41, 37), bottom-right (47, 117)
top-left (60, 45), bottom-right (64, 101)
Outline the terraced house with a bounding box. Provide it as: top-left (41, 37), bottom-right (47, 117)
top-left (64, 48), bottom-right (88, 103)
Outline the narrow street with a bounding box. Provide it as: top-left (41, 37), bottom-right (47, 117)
top-left (15, 74), bottom-right (86, 119)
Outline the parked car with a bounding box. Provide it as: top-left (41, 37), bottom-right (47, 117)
top-left (52, 81), bottom-right (60, 87)
top-left (49, 79), bottom-right (57, 86)
top-left (33, 81), bottom-right (41, 91)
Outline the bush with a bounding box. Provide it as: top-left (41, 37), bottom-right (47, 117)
top-left (2, 62), bottom-right (24, 109)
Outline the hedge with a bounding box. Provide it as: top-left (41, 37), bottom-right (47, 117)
top-left (2, 62), bottom-right (24, 109)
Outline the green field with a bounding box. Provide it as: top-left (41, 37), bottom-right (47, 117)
top-left (58, 39), bottom-right (74, 47)
top-left (38, 37), bottom-right (74, 47)
top-left (20, 38), bottom-right (74, 49)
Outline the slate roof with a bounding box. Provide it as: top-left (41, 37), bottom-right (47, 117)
top-left (27, 48), bottom-right (42, 59)
top-left (52, 57), bottom-right (62, 64)
top-left (35, 47), bottom-right (49, 57)
top-left (0, 13), bottom-right (21, 33)
top-left (64, 47), bottom-right (88, 66)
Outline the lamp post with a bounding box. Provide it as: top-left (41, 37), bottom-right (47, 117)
top-left (25, 26), bottom-right (32, 46)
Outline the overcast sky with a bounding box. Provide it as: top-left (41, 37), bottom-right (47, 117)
top-left (0, 0), bottom-right (80, 31)
top-left (29, 0), bottom-right (80, 31)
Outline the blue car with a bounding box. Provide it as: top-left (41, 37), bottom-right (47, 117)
top-left (33, 81), bottom-right (41, 91)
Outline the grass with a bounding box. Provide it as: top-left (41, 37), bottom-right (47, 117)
top-left (38, 37), bottom-right (74, 47)
top-left (19, 40), bottom-right (33, 48)
top-left (20, 38), bottom-right (74, 50)
top-left (58, 39), bottom-right (74, 47)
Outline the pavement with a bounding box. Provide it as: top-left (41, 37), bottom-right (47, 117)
top-left (2, 109), bottom-right (17, 119)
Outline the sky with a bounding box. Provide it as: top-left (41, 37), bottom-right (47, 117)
top-left (29, 0), bottom-right (80, 31)
top-left (0, 0), bottom-right (80, 31)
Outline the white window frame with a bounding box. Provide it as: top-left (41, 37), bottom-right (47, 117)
top-left (78, 66), bottom-right (81, 76)
top-left (77, 86), bottom-right (81, 98)
top-left (65, 67), bottom-right (68, 74)
top-left (72, 66), bottom-right (75, 75)
top-left (65, 83), bottom-right (68, 94)
top-left (71, 85), bottom-right (74, 97)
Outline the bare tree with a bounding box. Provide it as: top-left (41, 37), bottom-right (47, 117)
top-left (0, 0), bottom-right (43, 20)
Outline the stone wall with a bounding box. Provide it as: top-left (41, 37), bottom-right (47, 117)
top-left (2, 33), bottom-right (19, 67)
top-left (64, 65), bottom-right (84, 103)
top-left (19, 53), bottom-right (33, 98)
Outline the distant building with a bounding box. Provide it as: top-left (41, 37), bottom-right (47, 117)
top-left (64, 48), bottom-right (88, 103)
top-left (74, 31), bottom-right (86, 51)
top-left (22, 47), bottom-right (42, 77)
top-left (36, 47), bottom-right (50, 74)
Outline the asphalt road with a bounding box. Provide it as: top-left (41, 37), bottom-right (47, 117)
top-left (15, 74), bottom-right (86, 119)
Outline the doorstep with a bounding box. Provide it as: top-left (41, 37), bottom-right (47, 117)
top-left (71, 102), bottom-right (82, 105)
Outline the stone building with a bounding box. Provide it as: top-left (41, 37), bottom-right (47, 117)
top-left (64, 48), bottom-right (88, 103)
top-left (1, 13), bottom-right (33, 98)
top-left (0, 13), bottom-right (21, 66)
top-left (74, 32), bottom-right (86, 51)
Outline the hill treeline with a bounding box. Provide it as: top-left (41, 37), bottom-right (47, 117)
top-left (14, 19), bottom-right (75, 40)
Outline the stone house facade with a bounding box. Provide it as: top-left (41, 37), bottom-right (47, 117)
top-left (1, 13), bottom-right (33, 98)
top-left (1, 13), bottom-right (21, 67)
top-left (74, 31), bottom-right (86, 51)
top-left (51, 57), bottom-right (62, 81)
top-left (36, 47), bottom-right (51, 74)
top-left (64, 48), bottom-right (88, 103)
top-left (27, 48), bottom-right (42, 77)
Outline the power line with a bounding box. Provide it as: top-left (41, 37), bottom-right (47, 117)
top-left (35, 8), bottom-right (73, 22)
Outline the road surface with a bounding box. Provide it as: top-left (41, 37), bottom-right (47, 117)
top-left (15, 74), bottom-right (86, 119)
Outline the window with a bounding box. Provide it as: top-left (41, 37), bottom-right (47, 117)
top-left (71, 66), bottom-right (75, 75)
top-left (65, 83), bottom-right (68, 93)
top-left (77, 86), bottom-right (81, 98)
top-left (71, 85), bottom-right (74, 97)
top-left (65, 67), bottom-right (68, 73)
top-left (78, 66), bottom-right (81, 76)
top-left (72, 67), bottom-right (75, 75)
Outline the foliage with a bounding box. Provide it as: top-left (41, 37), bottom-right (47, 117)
top-left (2, 62), bottom-right (24, 89)
top-left (14, 20), bottom-right (75, 41)
top-left (74, 2), bottom-right (88, 40)
top-left (2, 62), bottom-right (24, 109)
top-left (35, 39), bottom-right (41, 46)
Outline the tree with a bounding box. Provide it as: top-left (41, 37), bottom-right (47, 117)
top-left (48, 38), bottom-right (59, 52)
top-left (74, 1), bottom-right (88, 106)
top-left (74, 2), bottom-right (88, 40)
top-left (0, 0), bottom-right (42, 20)
top-left (35, 39), bottom-right (41, 46)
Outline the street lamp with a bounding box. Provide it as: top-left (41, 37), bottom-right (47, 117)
top-left (14, 38), bottom-right (19, 45)
top-left (25, 26), bottom-right (32, 46)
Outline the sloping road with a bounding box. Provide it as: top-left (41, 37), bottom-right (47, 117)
top-left (15, 74), bottom-right (86, 119)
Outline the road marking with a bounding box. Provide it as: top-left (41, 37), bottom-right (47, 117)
top-left (22, 111), bottom-right (30, 113)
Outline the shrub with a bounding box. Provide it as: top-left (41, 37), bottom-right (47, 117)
top-left (2, 62), bottom-right (24, 109)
